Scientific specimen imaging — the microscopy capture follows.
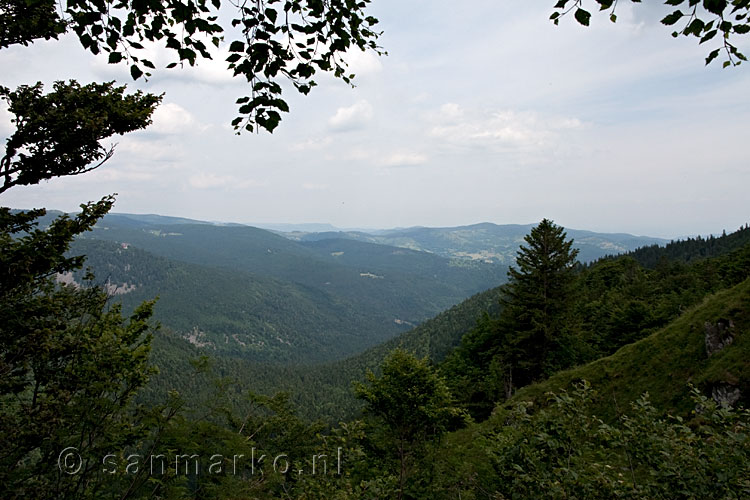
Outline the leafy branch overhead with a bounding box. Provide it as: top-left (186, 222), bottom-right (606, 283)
top-left (0, 0), bottom-right (382, 133)
top-left (0, 81), bottom-right (160, 194)
top-left (551, 0), bottom-right (750, 67)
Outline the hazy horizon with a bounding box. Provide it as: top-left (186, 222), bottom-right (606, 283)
top-left (19, 207), bottom-right (730, 240)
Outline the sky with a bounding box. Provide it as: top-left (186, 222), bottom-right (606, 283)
top-left (1, 1), bottom-right (748, 238)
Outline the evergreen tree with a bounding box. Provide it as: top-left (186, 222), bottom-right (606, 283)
top-left (500, 218), bottom-right (580, 390)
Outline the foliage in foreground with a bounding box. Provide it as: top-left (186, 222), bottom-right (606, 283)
top-left (0, 201), bottom-right (158, 498)
top-left (482, 381), bottom-right (750, 500)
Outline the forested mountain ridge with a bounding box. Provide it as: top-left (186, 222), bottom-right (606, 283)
top-left (82, 215), bottom-right (508, 300)
top-left (625, 223), bottom-right (750, 268)
top-left (293, 223), bottom-right (750, 422)
top-left (66, 239), bottom-right (408, 362)
top-left (65, 223), bottom-right (507, 362)
top-left (143, 224), bottom-right (749, 424)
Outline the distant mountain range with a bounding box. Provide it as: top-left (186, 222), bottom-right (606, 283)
top-left (99, 213), bottom-right (668, 263)
top-left (283, 222), bottom-right (668, 264)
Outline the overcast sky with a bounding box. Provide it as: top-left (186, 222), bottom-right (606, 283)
top-left (1, 1), bottom-right (748, 238)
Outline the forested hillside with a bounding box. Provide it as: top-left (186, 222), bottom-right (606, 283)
top-left (68, 239), bottom-right (410, 362)
top-left (137, 223), bottom-right (750, 425)
top-left (67, 221), bottom-right (508, 361)
top-left (426, 277), bottom-right (750, 499)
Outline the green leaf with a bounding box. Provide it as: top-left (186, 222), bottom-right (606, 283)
top-left (229, 40), bottom-right (245, 52)
top-left (700, 30), bottom-right (718, 44)
top-left (661, 10), bottom-right (684, 26)
top-left (574, 8), bottom-right (591, 26)
top-left (130, 64), bottom-right (144, 80)
top-left (704, 0), bottom-right (728, 16)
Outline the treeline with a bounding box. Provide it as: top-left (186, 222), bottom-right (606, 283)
top-left (623, 223), bottom-right (750, 268)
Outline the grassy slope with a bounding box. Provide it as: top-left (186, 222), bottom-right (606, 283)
top-left (493, 277), bottom-right (750, 423)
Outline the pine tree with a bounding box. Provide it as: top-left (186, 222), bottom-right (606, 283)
top-left (500, 219), bottom-right (580, 390)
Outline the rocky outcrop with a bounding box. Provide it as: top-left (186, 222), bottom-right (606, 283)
top-left (704, 319), bottom-right (735, 357)
top-left (711, 384), bottom-right (742, 408)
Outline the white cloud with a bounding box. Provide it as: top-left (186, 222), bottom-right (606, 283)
top-left (90, 167), bottom-right (156, 182)
top-left (301, 182), bottom-right (328, 190)
top-left (149, 102), bottom-right (203, 135)
top-left (188, 173), bottom-right (228, 189)
top-left (379, 152), bottom-right (428, 167)
top-left (328, 100), bottom-right (373, 131)
top-left (188, 173), bottom-right (266, 190)
top-left (115, 136), bottom-right (186, 163)
top-left (342, 48), bottom-right (383, 76)
top-left (438, 102), bottom-right (464, 122)
top-left (0, 100), bottom-right (13, 138)
top-left (292, 136), bottom-right (333, 151)
top-left (429, 105), bottom-right (583, 153)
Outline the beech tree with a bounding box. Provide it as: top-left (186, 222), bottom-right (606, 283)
top-left (354, 349), bottom-right (467, 500)
top-left (0, 0), bottom-right (381, 133)
top-left (551, 0), bottom-right (750, 67)
top-left (0, 81), bottom-right (160, 194)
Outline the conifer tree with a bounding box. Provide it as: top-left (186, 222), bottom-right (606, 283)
top-left (500, 218), bottom-right (579, 390)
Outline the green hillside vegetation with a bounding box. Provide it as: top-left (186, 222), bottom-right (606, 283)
top-left (287, 284), bottom-right (506, 422)
top-left (69, 239), bottom-right (398, 362)
top-left (318, 225), bottom-right (750, 499)
top-left (135, 284), bottom-right (506, 424)
top-left (443, 224), bottom-right (750, 420)
top-left (67, 229), bottom-right (507, 362)
top-left (625, 223), bottom-right (750, 268)
top-left (143, 224), bottom-right (750, 424)
top-left (496, 276), bottom-right (750, 422)
top-left (81, 217), bottom-right (508, 321)
top-left (419, 277), bottom-right (750, 499)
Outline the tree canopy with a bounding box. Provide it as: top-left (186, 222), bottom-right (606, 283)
top-left (0, 0), bottom-right (382, 133)
top-left (551, 0), bottom-right (750, 67)
top-left (0, 81), bottom-right (160, 194)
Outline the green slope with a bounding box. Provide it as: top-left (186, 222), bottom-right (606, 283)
top-left (135, 284), bottom-right (508, 423)
top-left (625, 223), bottom-right (750, 268)
top-left (494, 277), bottom-right (750, 422)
